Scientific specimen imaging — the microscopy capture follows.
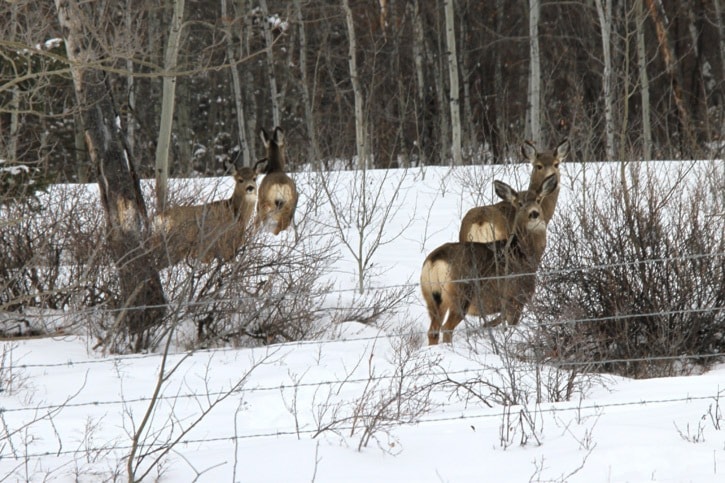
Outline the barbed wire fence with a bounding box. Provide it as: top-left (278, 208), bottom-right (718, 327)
top-left (2, 159), bottom-right (724, 478)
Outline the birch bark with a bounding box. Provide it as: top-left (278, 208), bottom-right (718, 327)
top-left (443, 0), bottom-right (462, 165)
top-left (342, 0), bottom-right (368, 169)
top-left (55, 0), bottom-right (166, 352)
top-left (154, 0), bottom-right (185, 211)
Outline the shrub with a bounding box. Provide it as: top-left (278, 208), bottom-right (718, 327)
top-left (533, 161), bottom-right (725, 378)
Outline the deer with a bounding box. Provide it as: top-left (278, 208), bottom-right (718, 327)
top-left (254, 127), bottom-right (298, 235)
top-left (151, 165), bottom-right (258, 268)
top-left (420, 174), bottom-right (558, 345)
top-left (459, 139), bottom-right (570, 243)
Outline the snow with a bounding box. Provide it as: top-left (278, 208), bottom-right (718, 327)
top-left (1, 161), bottom-right (724, 482)
top-left (0, 159), bottom-right (30, 176)
top-left (34, 38), bottom-right (63, 51)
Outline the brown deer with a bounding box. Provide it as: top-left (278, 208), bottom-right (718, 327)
top-left (254, 127), bottom-right (298, 235)
top-left (151, 166), bottom-right (258, 268)
top-left (421, 174), bottom-right (558, 345)
top-left (459, 139), bottom-right (570, 243)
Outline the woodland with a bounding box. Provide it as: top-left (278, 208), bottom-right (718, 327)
top-left (1, 0), bottom-right (723, 186)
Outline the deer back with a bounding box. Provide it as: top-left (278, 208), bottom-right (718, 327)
top-left (151, 166), bottom-right (258, 267)
top-left (422, 175), bottom-right (557, 344)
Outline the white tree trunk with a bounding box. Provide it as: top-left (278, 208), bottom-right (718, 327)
top-left (716, 0), bottom-right (725, 85)
top-left (443, 0), bottom-right (462, 165)
top-left (494, 0), bottom-right (505, 158)
top-left (636, 0), bottom-right (652, 160)
top-left (233, 0), bottom-right (258, 153)
top-left (294, 0), bottom-right (322, 165)
top-left (460, 19), bottom-right (474, 155)
top-left (259, 0), bottom-right (281, 127)
top-left (595, 0), bottom-right (615, 160)
top-left (222, 0), bottom-right (250, 167)
top-left (154, 0), bottom-right (185, 212)
top-left (342, 0), bottom-right (368, 169)
top-left (411, 0), bottom-right (427, 166)
top-left (7, 3), bottom-right (19, 162)
top-left (125, 0), bottom-right (135, 159)
top-left (56, 0), bottom-right (167, 351)
top-left (527, 0), bottom-right (542, 146)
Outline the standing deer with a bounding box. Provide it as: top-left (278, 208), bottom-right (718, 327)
top-left (151, 165), bottom-right (258, 268)
top-left (255, 127), bottom-right (298, 235)
top-left (459, 139), bottom-right (570, 243)
top-left (421, 175), bottom-right (558, 345)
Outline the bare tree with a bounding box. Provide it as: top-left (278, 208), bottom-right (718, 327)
top-left (319, 168), bottom-right (413, 294)
top-left (635, 0), bottom-right (652, 160)
top-left (527, 0), bottom-right (542, 146)
top-left (443, 0), bottom-right (462, 165)
top-left (124, 0), bottom-right (137, 161)
top-left (259, 0), bottom-right (281, 127)
top-left (716, 0), bottom-right (725, 88)
top-left (4, 2), bottom-right (20, 164)
top-left (222, 0), bottom-right (251, 167)
top-left (293, 0), bottom-right (322, 166)
top-left (155, 0), bottom-right (186, 211)
top-left (55, 0), bottom-right (166, 352)
top-left (594, 0), bottom-right (615, 160)
top-left (410, 0), bottom-right (428, 166)
top-left (342, 0), bottom-right (369, 169)
top-left (644, 0), bottom-right (696, 154)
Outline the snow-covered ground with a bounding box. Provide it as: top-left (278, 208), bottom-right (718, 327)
top-left (2, 161), bottom-right (724, 482)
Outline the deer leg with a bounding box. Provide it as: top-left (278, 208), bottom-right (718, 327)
top-left (440, 310), bottom-right (464, 344)
top-left (504, 301), bottom-right (524, 326)
top-left (426, 304), bottom-right (444, 345)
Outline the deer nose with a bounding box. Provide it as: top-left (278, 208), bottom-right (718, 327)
top-left (246, 186), bottom-right (255, 193)
top-left (530, 210), bottom-right (540, 220)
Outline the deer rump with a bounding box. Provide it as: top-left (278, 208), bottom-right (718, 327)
top-left (256, 172), bottom-right (298, 235)
top-left (421, 239), bottom-right (539, 324)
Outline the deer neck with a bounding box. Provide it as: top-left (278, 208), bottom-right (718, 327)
top-left (506, 227), bottom-right (547, 267)
top-left (541, 188), bottom-right (559, 223)
top-left (265, 152), bottom-right (286, 173)
top-left (529, 179), bottom-right (560, 223)
top-left (231, 187), bottom-right (250, 217)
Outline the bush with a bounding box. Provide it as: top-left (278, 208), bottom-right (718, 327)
top-left (0, 185), bottom-right (112, 324)
top-left (533, 161), bottom-right (725, 378)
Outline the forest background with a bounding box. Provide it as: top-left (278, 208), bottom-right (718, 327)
top-left (2, 0), bottom-right (723, 189)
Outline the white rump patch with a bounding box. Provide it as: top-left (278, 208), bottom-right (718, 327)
top-left (422, 259), bottom-right (452, 294)
top-left (468, 222), bottom-right (505, 243)
top-left (269, 183), bottom-right (293, 206)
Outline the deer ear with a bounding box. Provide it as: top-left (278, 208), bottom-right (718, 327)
top-left (273, 127), bottom-right (285, 146)
top-left (556, 139), bottom-right (571, 161)
top-left (224, 160), bottom-right (237, 175)
top-left (259, 128), bottom-right (270, 147)
top-left (538, 174), bottom-right (558, 198)
top-left (521, 141), bottom-right (537, 163)
top-left (494, 180), bottom-right (517, 203)
top-left (254, 158), bottom-right (269, 174)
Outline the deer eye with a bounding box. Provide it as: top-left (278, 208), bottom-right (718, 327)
top-left (536, 164), bottom-right (544, 170)
top-left (554, 162), bottom-right (560, 169)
